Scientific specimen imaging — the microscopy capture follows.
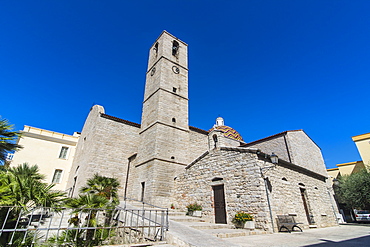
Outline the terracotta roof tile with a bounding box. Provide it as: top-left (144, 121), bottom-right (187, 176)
top-left (241, 130), bottom-right (302, 147)
top-left (189, 126), bottom-right (209, 134)
top-left (100, 114), bottom-right (141, 128)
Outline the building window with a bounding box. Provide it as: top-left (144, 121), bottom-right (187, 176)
top-left (52, 169), bottom-right (63, 183)
top-left (172, 40), bottom-right (179, 56)
top-left (154, 42), bottom-right (158, 54)
top-left (59, 147), bottom-right (69, 159)
top-left (213, 134), bottom-right (218, 148)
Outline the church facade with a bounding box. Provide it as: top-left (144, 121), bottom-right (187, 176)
top-left (12, 31), bottom-right (337, 232)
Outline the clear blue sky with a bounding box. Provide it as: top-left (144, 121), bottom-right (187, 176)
top-left (1, 1), bottom-right (369, 169)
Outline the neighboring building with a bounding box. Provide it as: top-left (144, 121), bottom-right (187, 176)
top-left (352, 133), bottom-right (370, 166)
top-left (12, 31), bottom-right (338, 232)
top-left (10, 125), bottom-right (79, 191)
top-left (327, 161), bottom-right (365, 181)
top-left (326, 132), bottom-right (370, 222)
top-left (327, 132), bottom-right (370, 182)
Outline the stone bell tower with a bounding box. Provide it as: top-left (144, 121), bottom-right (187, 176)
top-left (133, 31), bottom-right (190, 206)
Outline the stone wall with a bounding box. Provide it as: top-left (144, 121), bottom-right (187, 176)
top-left (244, 134), bottom-right (291, 163)
top-left (245, 130), bottom-right (328, 177)
top-left (174, 147), bottom-right (337, 232)
top-left (66, 105), bottom-right (140, 198)
top-left (188, 129), bottom-right (208, 163)
top-left (286, 131), bottom-right (327, 176)
top-left (128, 159), bottom-right (185, 206)
top-left (266, 159), bottom-right (337, 229)
top-left (174, 148), bottom-right (272, 230)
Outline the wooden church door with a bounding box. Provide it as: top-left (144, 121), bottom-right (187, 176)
top-left (213, 185), bottom-right (227, 224)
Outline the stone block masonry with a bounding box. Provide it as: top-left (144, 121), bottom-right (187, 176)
top-left (174, 147), bottom-right (337, 232)
top-left (66, 105), bottom-right (140, 198)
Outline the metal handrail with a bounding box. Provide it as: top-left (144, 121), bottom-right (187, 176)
top-left (122, 196), bottom-right (168, 210)
top-left (0, 205), bottom-right (168, 246)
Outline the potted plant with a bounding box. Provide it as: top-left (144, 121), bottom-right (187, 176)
top-left (232, 211), bottom-right (254, 229)
top-left (186, 203), bottom-right (202, 217)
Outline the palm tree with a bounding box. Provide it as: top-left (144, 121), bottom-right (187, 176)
top-left (0, 118), bottom-right (22, 163)
top-left (64, 194), bottom-right (110, 246)
top-left (0, 163), bottom-right (66, 246)
top-left (80, 173), bottom-right (120, 205)
top-left (0, 163), bottom-right (65, 209)
top-left (62, 174), bottom-right (121, 246)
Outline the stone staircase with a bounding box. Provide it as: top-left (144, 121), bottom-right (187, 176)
top-left (169, 209), bottom-right (268, 237)
top-left (162, 210), bottom-right (270, 247)
top-left (114, 202), bottom-right (271, 246)
top-left (98, 209), bottom-right (271, 246)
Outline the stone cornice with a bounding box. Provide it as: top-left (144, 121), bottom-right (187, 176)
top-left (186, 146), bottom-right (327, 181)
top-left (143, 87), bottom-right (188, 104)
top-left (139, 121), bottom-right (189, 135)
top-left (135, 157), bottom-right (187, 168)
top-left (21, 132), bottom-right (78, 146)
top-left (147, 55), bottom-right (188, 74)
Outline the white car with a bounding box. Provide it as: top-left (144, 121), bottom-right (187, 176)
top-left (354, 209), bottom-right (370, 222)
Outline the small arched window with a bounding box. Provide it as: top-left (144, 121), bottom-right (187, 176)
top-left (282, 177), bottom-right (287, 181)
top-left (172, 118), bottom-right (176, 123)
top-left (172, 40), bottom-right (179, 56)
top-left (154, 42), bottom-right (158, 54)
top-left (213, 134), bottom-right (218, 148)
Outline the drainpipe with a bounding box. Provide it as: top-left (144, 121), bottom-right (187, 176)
top-left (260, 167), bottom-right (275, 233)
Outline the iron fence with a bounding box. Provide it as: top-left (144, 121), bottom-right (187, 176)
top-left (0, 205), bottom-right (168, 246)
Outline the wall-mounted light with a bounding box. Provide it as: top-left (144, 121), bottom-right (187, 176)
top-left (270, 152), bottom-right (278, 164)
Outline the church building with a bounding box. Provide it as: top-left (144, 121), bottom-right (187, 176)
top-left (13, 31), bottom-right (338, 232)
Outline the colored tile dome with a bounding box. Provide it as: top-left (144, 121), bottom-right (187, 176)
top-left (209, 117), bottom-right (244, 141)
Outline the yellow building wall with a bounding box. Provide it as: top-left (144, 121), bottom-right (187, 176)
top-left (10, 126), bottom-right (79, 192)
top-left (352, 133), bottom-right (370, 166)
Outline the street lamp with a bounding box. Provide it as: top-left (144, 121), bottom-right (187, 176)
top-left (261, 153), bottom-right (279, 176)
top-left (270, 152), bottom-right (278, 165)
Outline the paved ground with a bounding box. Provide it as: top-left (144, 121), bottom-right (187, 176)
top-left (226, 223), bottom-right (370, 247)
top-left (103, 223), bottom-right (370, 246)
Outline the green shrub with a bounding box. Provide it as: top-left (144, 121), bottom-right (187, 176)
top-left (186, 203), bottom-right (202, 212)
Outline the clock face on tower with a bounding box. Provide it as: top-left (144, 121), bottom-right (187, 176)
top-left (172, 66), bottom-right (180, 74)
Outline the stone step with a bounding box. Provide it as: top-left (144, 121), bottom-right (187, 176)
top-left (168, 210), bottom-right (186, 217)
top-left (202, 228), bottom-right (270, 238)
top-left (169, 216), bottom-right (206, 223)
top-left (190, 223), bottom-right (233, 230)
top-left (167, 220), bottom-right (241, 247)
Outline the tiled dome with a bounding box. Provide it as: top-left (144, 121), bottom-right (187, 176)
top-left (209, 117), bottom-right (243, 141)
